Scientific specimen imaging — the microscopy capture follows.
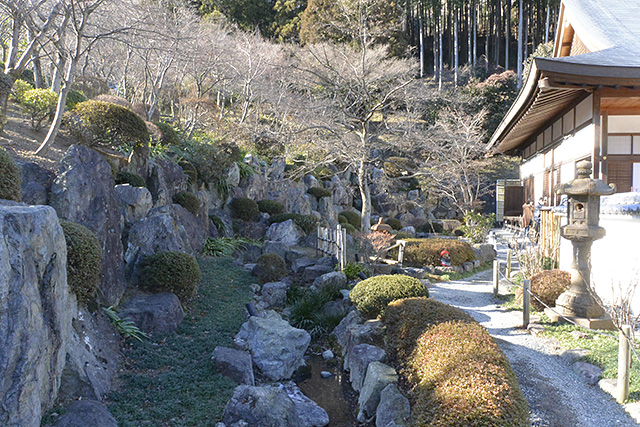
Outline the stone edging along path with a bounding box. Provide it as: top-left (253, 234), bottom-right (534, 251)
top-left (429, 267), bottom-right (639, 427)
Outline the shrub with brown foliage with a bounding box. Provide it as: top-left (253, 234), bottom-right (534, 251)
top-left (516, 269), bottom-right (570, 311)
top-left (402, 238), bottom-right (476, 267)
top-left (384, 297), bottom-right (529, 427)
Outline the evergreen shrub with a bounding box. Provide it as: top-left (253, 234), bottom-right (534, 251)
top-left (9, 79), bottom-right (33, 103)
top-left (307, 186), bottom-right (332, 199)
top-left (67, 100), bottom-right (150, 151)
top-left (155, 121), bottom-right (184, 147)
top-left (115, 170), bottom-right (146, 188)
top-left (230, 197), bottom-right (259, 221)
top-left (349, 274), bottom-right (428, 319)
top-left (20, 88), bottom-right (58, 130)
top-left (385, 298), bottom-right (529, 426)
top-left (269, 213), bottom-right (318, 234)
top-left (339, 210), bottom-right (360, 229)
top-left (65, 89), bottom-right (87, 110)
top-left (515, 269), bottom-right (570, 311)
top-left (402, 238), bottom-right (475, 267)
top-left (60, 220), bottom-right (103, 306)
top-left (254, 253), bottom-right (287, 284)
top-left (386, 218), bottom-right (402, 230)
top-left (173, 191), bottom-right (200, 216)
top-left (0, 148), bottom-right (21, 202)
top-left (338, 214), bottom-right (348, 224)
top-left (257, 199), bottom-right (285, 215)
top-left (342, 223), bottom-right (356, 235)
top-left (139, 251), bottom-right (201, 302)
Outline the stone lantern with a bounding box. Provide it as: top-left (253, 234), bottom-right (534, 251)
top-left (552, 160), bottom-right (615, 327)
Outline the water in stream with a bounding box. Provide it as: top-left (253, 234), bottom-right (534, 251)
top-left (297, 355), bottom-right (362, 427)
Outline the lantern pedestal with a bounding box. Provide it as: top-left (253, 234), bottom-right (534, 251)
top-left (546, 160), bottom-right (616, 330)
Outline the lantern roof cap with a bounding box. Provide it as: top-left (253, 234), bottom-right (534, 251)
top-left (556, 161), bottom-right (616, 197)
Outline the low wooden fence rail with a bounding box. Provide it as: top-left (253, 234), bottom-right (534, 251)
top-left (316, 224), bottom-right (347, 270)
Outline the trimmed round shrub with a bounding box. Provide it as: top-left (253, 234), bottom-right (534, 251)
top-left (342, 223), bottom-right (356, 235)
top-left (139, 251), bottom-right (201, 301)
top-left (257, 199), bottom-right (285, 215)
top-left (65, 89), bottom-right (87, 110)
top-left (269, 213), bottom-right (318, 234)
top-left (349, 274), bottom-right (428, 319)
top-left (339, 210), bottom-right (360, 229)
top-left (384, 297), bottom-right (529, 427)
top-left (115, 170), bottom-right (146, 188)
top-left (155, 121), bottom-right (184, 147)
top-left (9, 79), bottom-right (33, 103)
top-left (418, 221), bottom-right (444, 234)
top-left (402, 238), bottom-right (476, 267)
top-left (173, 191), bottom-right (200, 216)
top-left (230, 197), bottom-right (259, 221)
top-left (67, 100), bottom-right (150, 151)
top-left (337, 214), bottom-right (348, 224)
top-left (307, 186), bottom-right (332, 199)
top-left (60, 220), bottom-right (102, 306)
top-left (516, 269), bottom-right (570, 311)
top-left (0, 148), bottom-right (21, 202)
top-left (386, 218), bottom-right (402, 230)
top-left (94, 94), bottom-right (132, 109)
top-left (20, 88), bottom-right (58, 130)
top-left (254, 253), bottom-right (287, 284)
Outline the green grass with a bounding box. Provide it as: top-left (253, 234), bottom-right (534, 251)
top-left (105, 257), bottom-right (254, 426)
top-left (541, 323), bottom-right (640, 402)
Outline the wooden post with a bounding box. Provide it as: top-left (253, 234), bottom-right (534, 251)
top-left (316, 226), bottom-right (321, 257)
top-left (523, 279), bottom-right (531, 328)
top-left (398, 241), bottom-right (405, 268)
top-left (493, 260), bottom-right (500, 297)
top-left (341, 227), bottom-right (347, 270)
top-left (506, 249), bottom-right (512, 279)
top-left (617, 325), bottom-right (632, 404)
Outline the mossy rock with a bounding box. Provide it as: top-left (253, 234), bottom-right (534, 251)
top-left (339, 210), bottom-right (360, 229)
top-left (139, 251), bottom-right (201, 302)
top-left (0, 148), bottom-right (21, 202)
top-left (254, 253), bottom-right (286, 284)
top-left (115, 170), bottom-right (146, 188)
top-left (173, 191), bottom-right (200, 216)
top-left (60, 220), bottom-right (103, 306)
top-left (307, 186), bottom-right (332, 199)
top-left (230, 197), bottom-right (259, 222)
top-left (350, 274), bottom-right (428, 319)
top-left (257, 199), bottom-right (285, 216)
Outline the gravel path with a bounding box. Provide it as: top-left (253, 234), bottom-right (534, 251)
top-left (428, 236), bottom-right (638, 427)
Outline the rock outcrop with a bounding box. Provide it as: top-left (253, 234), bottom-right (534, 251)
top-left (50, 145), bottom-right (126, 305)
top-left (212, 347), bottom-right (255, 386)
top-left (119, 293), bottom-right (185, 334)
top-left (53, 400), bottom-right (118, 427)
top-left (0, 203), bottom-right (75, 427)
top-left (223, 385), bottom-right (302, 427)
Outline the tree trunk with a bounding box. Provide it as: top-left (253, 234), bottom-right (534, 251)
top-left (438, 11), bottom-right (443, 91)
top-left (517, 0), bottom-right (523, 87)
top-left (36, 82), bottom-right (71, 155)
top-left (545, 3), bottom-right (550, 44)
top-left (454, 8), bottom-right (459, 87)
top-left (472, 0), bottom-right (477, 66)
top-left (505, 0), bottom-right (511, 70)
top-left (467, 3), bottom-right (472, 66)
top-left (419, 9), bottom-right (425, 78)
top-left (358, 159), bottom-right (371, 233)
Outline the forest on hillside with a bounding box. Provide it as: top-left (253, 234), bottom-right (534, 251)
top-left (0, 0), bottom-right (554, 219)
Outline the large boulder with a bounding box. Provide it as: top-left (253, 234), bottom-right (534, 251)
top-left (0, 203), bottom-right (75, 427)
top-left (223, 385), bottom-right (302, 427)
top-left (473, 243), bottom-right (497, 264)
top-left (119, 293), bottom-right (184, 334)
top-left (53, 400), bottom-right (118, 427)
top-left (262, 281), bottom-right (289, 309)
top-left (282, 383), bottom-right (330, 427)
top-left (357, 362), bottom-right (398, 422)
top-left (312, 271), bottom-right (347, 292)
top-left (376, 384), bottom-right (410, 427)
top-left (265, 219), bottom-right (305, 247)
top-left (124, 204), bottom-right (206, 281)
top-left (16, 160), bottom-right (54, 205)
top-left (235, 314), bottom-right (310, 381)
top-left (147, 158), bottom-right (188, 207)
top-left (58, 308), bottom-right (120, 402)
top-left (333, 312), bottom-right (384, 371)
top-left (345, 344), bottom-right (386, 392)
top-left (224, 163), bottom-right (241, 187)
top-left (50, 145), bottom-right (126, 305)
top-left (114, 184), bottom-right (153, 228)
top-left (212, 347), bottom-right (255, 386)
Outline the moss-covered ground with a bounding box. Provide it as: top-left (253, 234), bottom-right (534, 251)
top-left (105, 257), bottom-right (253, 426)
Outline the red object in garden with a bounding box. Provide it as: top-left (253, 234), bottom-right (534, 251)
top-left (440, 250), bottom-right (451, 267)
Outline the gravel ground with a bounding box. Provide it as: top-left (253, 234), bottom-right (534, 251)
top-left (428, 232), bottom-right (638, 427)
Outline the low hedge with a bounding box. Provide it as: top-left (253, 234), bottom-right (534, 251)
top-left (349, 274), bottom-right (428, 319)
top-left (139, 251), bottom-right (201, 302)
top-left (257, 199), bottom-right (285, 215)
top-left (402, 238), bottom-right (475, 267)
top-left (516, 269), bottom-right (570, 311)
top-left (384, 298), bottom-right (529, 427)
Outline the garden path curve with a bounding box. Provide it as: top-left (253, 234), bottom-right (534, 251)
top-left (429, 237), bottom-right (638, 427)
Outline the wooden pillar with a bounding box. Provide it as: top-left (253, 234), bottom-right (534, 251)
top-left (523, 279), bottom-right (531, 328)
top-left (617, 325), bottom-right (632, 403)
top-left (593, 90), bottom-right (602, 178)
